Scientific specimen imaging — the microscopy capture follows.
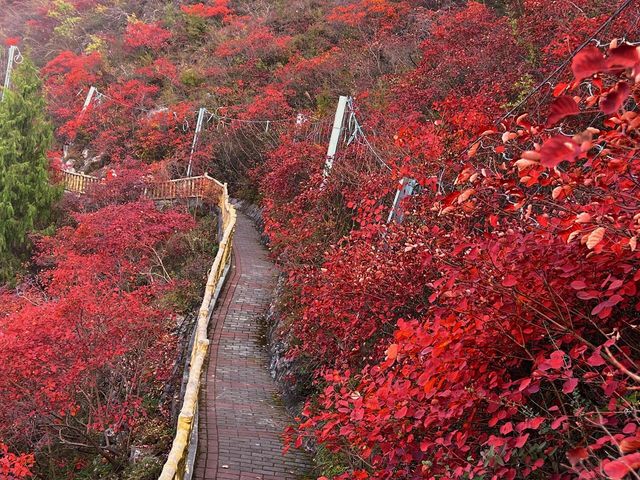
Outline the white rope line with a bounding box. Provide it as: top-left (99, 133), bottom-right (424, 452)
top-left (345, 98), bottom-right (392, 171)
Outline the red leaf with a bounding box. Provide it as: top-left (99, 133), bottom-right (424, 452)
top-left (603, 453), bottom-right (640, 479)
top-left (606, 44), bottom-right (640, 69)
top-left (539, 136), bottom-right (579, 168)
top-left (609, 279), bottom-right (624, 290)
top-left (567, 447), bottom-right (589, 466)
top-left (549, 350), bottom-right (566, 369)
top-left (577, 290), bottom-right (599, 300)
top-left (571, 280), bottom-right (587, 290)
top-left (552, 82), bottom-right (569, 97)
top-left (551, 415), bottom-right (568, 430)
top-left (604, 294), bottom-right (624, 308)
top-left (599, 82), bottom-right (631, 115)
top-left (386, 343), bottom-right (398, 361)
top-left (394, 405), bottom-right (408, 419)
top-left (571, 45), bottom-right (606, 81)
top-left (547, 95), bottom-right (580, 126)
top-left (591, 301), bottom-right (607, 316)
top-left (620, 437), bottom-right (640, 454)
top-left (562, 377), bottom-right (578, 394)
top-left (518, 378), bottom-right (532, 392)
top-left (502, 274), bottom-right (518, 287)
top-left (587, 351), bottom-right (606, 367)
top-left (525, 417), bottom-right (545, 431)
top-left (514, 433), bottom-right (529, 448)
top-left (500, 422), bottom-right (513, 434)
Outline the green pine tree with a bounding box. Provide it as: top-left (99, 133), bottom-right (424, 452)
top-left (0, 56), bottom-right (62, 284)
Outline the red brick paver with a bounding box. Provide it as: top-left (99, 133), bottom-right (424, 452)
top-left (194, 213), bottom-right (311, 480)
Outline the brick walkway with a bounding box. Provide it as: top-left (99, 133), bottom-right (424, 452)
top-left (194, 213), bottom-right (311, 480)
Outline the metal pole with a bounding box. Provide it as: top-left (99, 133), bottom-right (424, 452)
top-left (387, 177), bottom-right (418, 224)
top-left (81, 86), bottom-right (97, 113)
top-left (2, 46), bottom-right (20, 102)
top-left (322, 95), bottom-right (349, 182)
top-left (187, 107), bottom-right (206, 177)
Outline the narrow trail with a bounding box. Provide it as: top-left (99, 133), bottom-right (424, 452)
top-left (194, 213), bottom-right (311, 480)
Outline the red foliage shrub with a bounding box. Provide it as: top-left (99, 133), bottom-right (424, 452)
top-left (399, 3), bottom-right (525, 119)
top-left (135, 58), bottom-right (179, 84)
top-left (180, 1), bottom-right (231, 19)
top-left (124, 21), bottom-right (172, 50)
top-left (42, 51), bottom-right (102, 136)
top-left (0, 202), bottom-right (194, 466)
top-left (261, 39), bottom-right (640, 480)
top-left (0, 442), bottom-right (33, 479)
top-left (80, 80), bottom-right (161, 162)
top-left (3, 37), bottom-right (20, 46)
top-left (328, 0), bottom-right (412, 35)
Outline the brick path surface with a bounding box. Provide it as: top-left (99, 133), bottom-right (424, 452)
top-left (194, 213), bottom-right (311, 480)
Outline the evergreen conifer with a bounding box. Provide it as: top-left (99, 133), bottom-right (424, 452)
top-left (0, 57), bottom-right (61, 284)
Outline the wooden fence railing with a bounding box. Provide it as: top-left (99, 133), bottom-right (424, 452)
top-left (158, 177), bottom-right (236, 480)
top-left (61, 170), bottom-right (224, 201)
top-left (62, 170), bottom-right (237, 480)
top-left (61, 170), bottom-right (101, 194)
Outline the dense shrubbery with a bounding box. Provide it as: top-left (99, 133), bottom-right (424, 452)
top-left (256, 3), bottom-right (640, 480)
top-left (2, 0), bottom-right (640, 478)
top-left (0, 201), bottom-right (201, 477)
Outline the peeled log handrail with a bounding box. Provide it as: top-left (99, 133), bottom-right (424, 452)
top-left (60, 170), bottom-right (101, 194)
top-left (158, 178), bottom-right (236, 480)
top-left (62, 170), bottom-right (237, 480)
top-left (60, 170), bottom-right (224, 200)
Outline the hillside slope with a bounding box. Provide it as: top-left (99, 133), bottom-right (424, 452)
top-left (1, 0), bottom-right (640, 479)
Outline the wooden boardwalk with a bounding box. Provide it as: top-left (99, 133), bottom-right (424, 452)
top-left (194, 213), bottom-right (311, 480)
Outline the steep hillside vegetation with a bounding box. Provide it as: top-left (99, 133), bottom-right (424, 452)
top-left (1, 0), bottom-right (640, 479)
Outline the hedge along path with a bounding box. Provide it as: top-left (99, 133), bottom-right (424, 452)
top-left (63, 171), bottom-right (235, 479)
top-left (61, 171), bottom-right (309, 480)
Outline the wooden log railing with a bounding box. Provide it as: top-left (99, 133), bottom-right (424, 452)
top-left (60, 170), bottom-right (101, 194)
top-left (62, 170), bottom-right (237, 480)
top-left (61, 170), bottom-right (224, 201)
top-left (158, 177), bottom-right (236, 480)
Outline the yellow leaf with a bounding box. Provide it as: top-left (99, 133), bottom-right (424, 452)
top-left (521, 150), bottom-right (541, 161)
top-left (502, 131), bottom-right (518, 143)
top-left (439, 206), bottom-right (455, 216)
top-left (552, 186), bottom-right (563, 200)
top-left (575, 212), bottom-right (591, 223)
top-left (586, 227), bottom-right (605, 250)
top-left (515, 159), bottom-right (537, 171)
top-left (468, 142), bottom-right (480, 158)
top-left (458, 188), bottom-right (476, 204)
top-left (567, 230), bottom-right (581, 244)
top-left (386, 344), bottom-right (398, 361)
